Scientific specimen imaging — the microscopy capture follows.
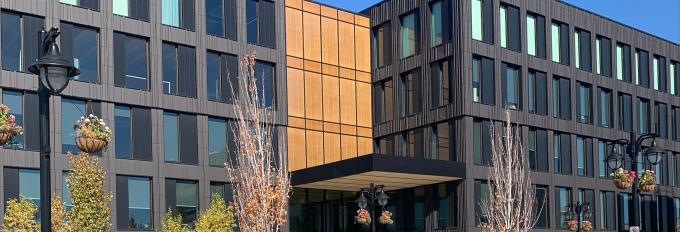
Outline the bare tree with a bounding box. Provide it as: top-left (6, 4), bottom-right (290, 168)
top-left (479, 111), bottom-right (543, 232)
top-left (224, 53), bottom-right (290, 232)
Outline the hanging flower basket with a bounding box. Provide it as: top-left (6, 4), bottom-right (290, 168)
top-left (378, 210), bottom-right (393, 225)
top-left (582, 220), bottom-right (593, 231)
top-left (355, 209), bottom-right (371, 225)
top-left (0, 104), bottom-right (23, 146)
top-left (567, 220), bottom-right (578, 231)
top-left (74, 114), bottom-right (111, 153)
top-left (638, 169), bottom-right (657, 192)
top-left (610, 168), bottom-right (635, 190)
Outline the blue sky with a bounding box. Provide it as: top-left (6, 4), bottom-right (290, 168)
top-left (314, 0), bottom-right (680, 44)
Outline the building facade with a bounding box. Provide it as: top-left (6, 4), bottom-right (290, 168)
top-left (1, 0), bottom-right (680, 231)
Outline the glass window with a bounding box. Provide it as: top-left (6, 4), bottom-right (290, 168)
top-left (430, 1), bottom-right (443, 46)
top-left (19, 169), bottom-right (41, 220)
top-left (575, 31), bottom-right (580, 68)
top-left (502, 63), bottom-right (520, 109)
top-left (208, 117), bottom-right (227, 167)
top-left (552, 76), bottom-right (571, 120)
top-left (373, 22), bottom-right (391, 67)
top-left (576, 136), bottom-right (590, 176)
top-left (210, 182), bottom-right (233, 204)
top-left (472, 57), bottom-right (481, 102)
top-left (3, 90), bottom-right (23, 149)
top-left (164, 112), bottom-right (179, 162)
top-left (471, 0), bottom-right (482, 41)
top-left (595, 37), bottom-right (601, 74)
top-left (599, 191), bottom-right (614, 230)
top-left (671, 62), bottom-right (677, 95)
top-left (1, 12), bottom-right (21, 71)
top-left (553, 132), bottom-right (571, 175)
top-left (176, 180), bottom-right (198, 225)
top-left (62, 172), bottom-right (73, 211)
top-left (618, 193), bottom-right (631, 230)
top-left (475, 180), bottom-right (489, 225)
top-left (61, 23), bottom-right (99, 83)
top-left (128, 177), bottom-right (152, 229)
top-left (534, 186), bottom-right (548, 228)
top-left (123, 35), bottom-right (149, 90)
top-left (653, 56), bottom-right (660, 90)
top-left (162, 0), bottom-right (180, 27)
top-left (255, 62), bottom-right (275, 109)
top-left (401, 69), bottom-right (421, 116)
top-left (499, 5), bottom-right (506, 48)
top-left (431, 60), bottom-right (450, 107)
top-left (577, 82), bottom-right (591, 124)
top-left (413, 187), bottom-right (425, 230)
top-left (528, 128), bottom-right (537, 170)
top-left (616, 44), bottom-right (624, 80)
top-left (246, 0), bottom-right (258, 44)
top-left (376, 79), bottom-right (393, 123)
top-left (638, 98), bottom-right (650, 134)
top-left (551, 23), bottom-right (560, 63)
top-left (431, 122), bottom-right (449, 161)
top-left (206, 0), bottom-right (223, 36)
top-left (162, 43), bottom-right (178, 95)
top-left (60, 0), bottom-right (99, 10)
top-left (527, 14), bottom-right (536, 56)
top-left (400, 11), bottom-right (417, 58)
top-left (113, 0), bottom-right (130, 17)
top-left (435, 184), bottom-right (448, 228)
top-left (473, 120), bottom-right (481, 164)
top-left (598, 88), bottom-right (612, 128)
top-left (556, 187), bottom-right (571, 229)
top-left (207, 52), bottom-right (220, 101)
top-left (528, 72), bottom-right (535, 113)
top-left (114, 105), bottom-right (131, 158)
top-left (619, 93), bottom-right (633, 132)
top-left (61, 98), bottom-right (86, 153)
top-left (655, 102), bottom-right (668, 139)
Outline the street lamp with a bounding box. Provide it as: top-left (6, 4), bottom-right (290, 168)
top-left (567, 201), bottom-right (591, 231)
top-left (606, 132), bottom-right (664, 229)
top-left (355, 183), bottom-right (389, 232)
top-left (28, 27), bottom-right (80, 232)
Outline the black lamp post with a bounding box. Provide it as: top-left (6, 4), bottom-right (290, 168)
top-left (28, 27), bottom-right (80, 232)
top-left (356, 183), bottom-right (389, 232)
top-left (606, 132), bottom-right (664, 229)
top-left (567, 201), bottom-right (590, 232)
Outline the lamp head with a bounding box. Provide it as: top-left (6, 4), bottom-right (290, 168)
top-left (28, 28), bottom-right (79, 94)
top-left (644, 140), bottom-right (664, 165)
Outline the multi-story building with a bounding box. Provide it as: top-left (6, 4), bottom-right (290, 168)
top-left (290, 0), bottom-right (680, 232)
top-left (0, 0), bottom-right (679, 231)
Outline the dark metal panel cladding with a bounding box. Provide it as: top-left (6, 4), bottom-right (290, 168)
top-left (506, 4), bottom-right (520, 52)
top-left (116, 175), bottom-right (129, 229)
top-left (181, 0), bottom-right (195, 31)
top-left (165, 179), bottom-right (176, 214)
top-left (179, 113), bottom-right (198, 165)
top-left (430, 62), bottom-right (441, 108)
top-left (481, 0), bottom-right (493, 44)
top-left (23, 92), bottom-right (39, 151)
top-left (113, 33), bottom-right (126, 87)
top-left (536, 14), bottom-right (546, 59)
top-left (132, 107), bottom-right (152, 161)
top-left (3, 167), bottom-right (18, 203)
top-left (224, 0), bottom-right (237, 40)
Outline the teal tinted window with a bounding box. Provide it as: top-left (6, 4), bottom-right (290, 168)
top-left (3, 90), bottom-right (23, 149)
top-left (164, 112), bottom-right (179, 162)
top-left (176, 180), bottom-right (198, 225)
top-left (19, 169), bottom-right (41, 220)
top-left (471, 0), bottom-right (482, 40)
top-left (551, 23), bottom-right (560, 62)
top-left (114, 105), bottom-right (131, 158)
top-left (430, 1), bottom-right (442, 46)
top-left (208, 117), bottom-right (227, 167)
top-left (113, 0), bottom-right (129, 16)
top-left (162, 0), bottom-right (180, 27)
top-left (128, 177), bottom-right (152, 229)
top-left (400, 12), bottom-right (417, 58)
top-left (61, 98), bottom-right (86, 153)
top-left (527, 15), bottom-right (536, 56)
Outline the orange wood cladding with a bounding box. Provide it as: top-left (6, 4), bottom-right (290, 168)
top-left (285, 0), bottom-right (372, 171)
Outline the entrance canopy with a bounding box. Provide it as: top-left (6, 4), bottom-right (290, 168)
top-left (291, 154), bottom-right (465, 191)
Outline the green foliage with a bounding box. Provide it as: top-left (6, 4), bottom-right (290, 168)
top-left (3, 196), bottom-right (40, 232)
top-left (50, 152), bottom-right (112, 232)
top-left (195, 194), bottom-right (237, 232)
top-left (162, 209), bottom-right (191, 232)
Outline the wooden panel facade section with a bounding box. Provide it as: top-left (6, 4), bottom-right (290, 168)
top-left (285, 0), bottom-right (372, 171)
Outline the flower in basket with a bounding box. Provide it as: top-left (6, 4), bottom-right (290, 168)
top-left (74, 114), bottom-right (111, 142)
top-left (0, 104), bottom-right (23, 136)
top-left (378, 210), bottom-right (393, 225)
top-left (567, 220), bottom-right (578, 231)
top-left (610, 168), bottom-right (635, 189)
top-left (638, 169), bottom-right (657, 191)
top-left (582, 220), bottom-right (593, 231)
top-left (355, 209), bottom-right (371, 225)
